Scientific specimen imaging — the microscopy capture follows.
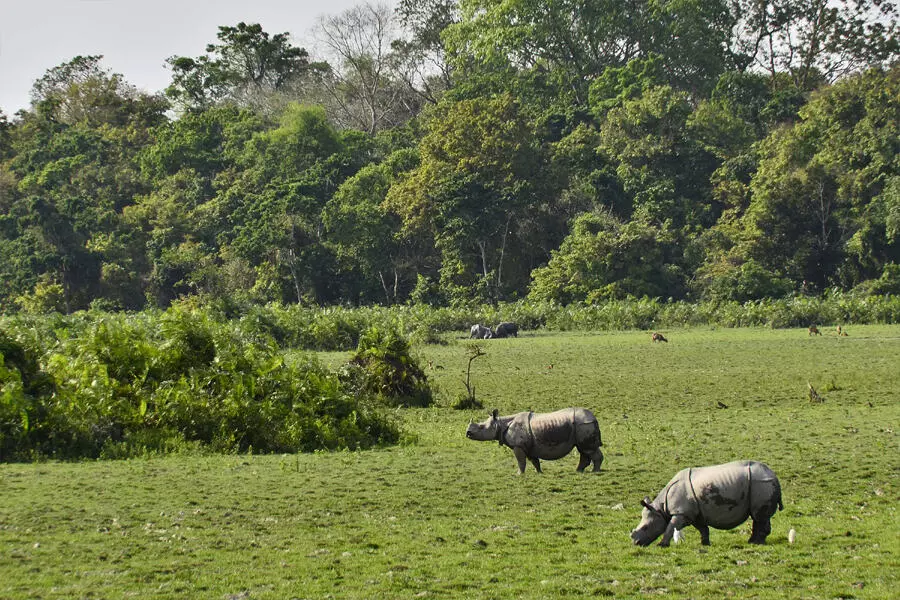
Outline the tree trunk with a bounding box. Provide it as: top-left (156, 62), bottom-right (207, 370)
top-left (496, 214), bottom-right (512, 293)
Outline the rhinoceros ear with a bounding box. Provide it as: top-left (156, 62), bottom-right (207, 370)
top-left (491, 408), bottom-right (499, 420)
top-left (640, 497), bottom-right (654, 511)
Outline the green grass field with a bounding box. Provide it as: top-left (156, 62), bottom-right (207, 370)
top-left (1, 326), bottom-right (898, 599)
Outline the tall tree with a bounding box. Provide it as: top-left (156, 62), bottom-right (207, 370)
top-left (598, 85), bottom-right (720, 232)
top-left (444, 0), bottom-right (734, 103)
top-left (728, 0), bottom-right (899, 88)
top-left (314, 2), bottom-right (423, 133)
top-left (2, 57), bottom-right (167, 310)
top-left (734, 66), bottom-right (900, 291)
top-left (393, 0), bottom-right (459, 103)
top-left (386, 94), bottom-right (543, 301)
top-left (166, 22), bottom-right (326, 113)
top-left (213, 104), bottom-right (351, 303)
top-left (30, 55), bottom-right (167, 127)
top-left (0, 111), bottom-right (11, 160)
top-left (323, 149), bottom-right (421, 303)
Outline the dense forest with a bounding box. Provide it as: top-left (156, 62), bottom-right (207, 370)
top-left (1, 0), bottom-right (898, 313)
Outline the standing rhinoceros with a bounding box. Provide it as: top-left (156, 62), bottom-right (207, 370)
top-left (493, 322), bottom-right (519, 338)
top-left (470, 324), bottom-right (493, 339)
top-left (465, 408), bottom-right (603, 474)
top-left (630, 460), bottom-right (783, 547)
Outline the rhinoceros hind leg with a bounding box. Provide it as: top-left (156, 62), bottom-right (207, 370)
top-left (749, 517), bottom-right (771, 544)
top-left (576, 452), bottom-right (591, 472)
top-left (590, 448), bottom-right (604, 472)
top-left (529, 457), bottom-right (543, 473)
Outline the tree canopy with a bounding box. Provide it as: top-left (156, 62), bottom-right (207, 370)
top-left (1, 2), bottom-right (898, 313)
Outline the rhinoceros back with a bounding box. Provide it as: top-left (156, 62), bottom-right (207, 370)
top-left (521, 408), bottom-right (598, 460)
top-left (527, 410), bottom-right (575, 459)
top-left (690, 460), bottom-right (779, 529)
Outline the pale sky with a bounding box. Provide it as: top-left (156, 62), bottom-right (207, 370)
top-left (0, 0), bottom-right (393, 115)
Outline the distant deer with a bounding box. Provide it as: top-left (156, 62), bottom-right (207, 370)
top-left (808, 325), bottom-right (821, 336)
top-left (836, 325), bottom-right (848, 336)
top-left (808, 382), bottom-right (824, 403)
top-left (651, 332), bottom-right (668, 343)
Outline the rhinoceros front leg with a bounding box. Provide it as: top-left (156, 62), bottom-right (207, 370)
top-left (659, 515), bottom-right (690, 547)
top-left (513, 448), bottom-right (528, 474)
top-left (695, 522), bottom-right (711, 545)
top-left (529, 456), bottom-right (543, 473)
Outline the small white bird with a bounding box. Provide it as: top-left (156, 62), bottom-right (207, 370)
top-left (673, 528), bottom-right (683, 544)
top-left (788, 528), bottom-right (796, 544)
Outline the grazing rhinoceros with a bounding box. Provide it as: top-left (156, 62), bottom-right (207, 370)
top-left (493, 322), bottom-right (519, 338)
top-left (630, 460), bottom-right (783, 547)
top-left (469, 324), bottom-right (493, 339)
top-left (465, 408), bottom-right (603, 474)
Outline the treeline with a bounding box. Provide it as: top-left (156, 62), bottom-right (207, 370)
top-left (1, 1), bottom-right (899, 313)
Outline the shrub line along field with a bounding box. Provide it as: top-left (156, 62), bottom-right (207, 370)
top-left (1, 326), bottom-right (898, 599)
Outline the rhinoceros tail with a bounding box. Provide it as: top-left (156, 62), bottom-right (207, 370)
top-left (775, 479), bottom-right (784, 511)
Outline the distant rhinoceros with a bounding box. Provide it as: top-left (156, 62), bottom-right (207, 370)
top-left (493, 322), bottom-right (519, 338)
top-left (631, 460), bottom-right (783, 547)
top-left (469, 324), bottom-right (493, 339)
top-left (466, 408), bottom-right (603, 474)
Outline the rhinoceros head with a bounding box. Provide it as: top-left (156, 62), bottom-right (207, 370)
top-left (465, 409), bottom-right (500, 442)
top-left (630, 497), bottom-right (668, 546)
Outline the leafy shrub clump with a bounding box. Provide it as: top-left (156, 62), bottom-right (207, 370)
top-left (0, 309), bottom-right (400, 461)
top-left (0, 330), bottom-right (56, 460)
top-left (344, 327), bottom-right (433, 408)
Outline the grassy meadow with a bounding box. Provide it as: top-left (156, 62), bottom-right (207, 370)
top-left (1, 325), bottom-right (898, 599)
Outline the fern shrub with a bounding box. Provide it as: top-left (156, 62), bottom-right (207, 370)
top-left (0, 309), bottom-right (401, 460)
top-left (344, 327), bottom-right (433, 408)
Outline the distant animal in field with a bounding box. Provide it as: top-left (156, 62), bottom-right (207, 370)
top-left (836, 325), bottom-right (848, 336)
top-left (630, 460), bottom-right (783, 547)
top-left (808, 325), bottom-right (821, 336)
top-left (465, 408), bottom-right (603, 474)
top-left (651, 332), bottom-right (668, 343)
top-left (807, 382), bottom-right (824, 403)
top-left (492, 322), bottom-right (519, 338)
top-left (469, 324), bottom-right (493, 339)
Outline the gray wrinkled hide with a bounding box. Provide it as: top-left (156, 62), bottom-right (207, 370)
top-left (469, 324), bottom-right (493, 339)
top-left (631, 460), bottom-right (783, 547)
top-left (493, 322), bottom-right (518, 338)
top-left (465, 407), bottom-right (603, 474)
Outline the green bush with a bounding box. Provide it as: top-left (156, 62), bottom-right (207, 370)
top-left (852, 263), bottom-right (900, 296)
top-left (699, 259), bottom-right (794, 302)
top-left (345, 327), bottom-right (433, 408)
top-left (0, 330), bottom-right (57, 461)
top-left (0, 309), bottom-right (401, 460)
